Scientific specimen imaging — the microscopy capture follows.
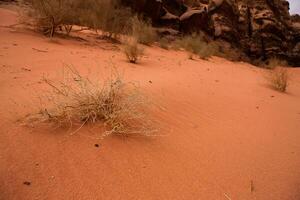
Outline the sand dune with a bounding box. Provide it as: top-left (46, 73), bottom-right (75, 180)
top-left (1, 7), bottom-right (300, 200)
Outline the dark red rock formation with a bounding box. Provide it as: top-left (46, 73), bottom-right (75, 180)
top-left (123, 0), bottom-right (300, 66)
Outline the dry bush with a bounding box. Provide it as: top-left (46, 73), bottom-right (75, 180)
top-left (264, 58), bottom-right (288, 69)
top-left (158, 37), bottom-right (169, 49)
top-left (78, 0), bottom-right (132, 38)
top-left (130, 16), bottom-right (157, 45)
top-left (24, 0), bottom-right (133, 38)
top-left (268, 67), bottom-right (289, 92)
top-left (123, 39), bottom-right (144, 64)
top-left (174, 34), bottom-right (220, 59)
top-left (24, 66), bottom-right (156, 137)
top-left (23, 0), bottom-right (75, 37)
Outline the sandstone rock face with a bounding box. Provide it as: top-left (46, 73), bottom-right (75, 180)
top-left (123, 0), bottom-right (300, 66)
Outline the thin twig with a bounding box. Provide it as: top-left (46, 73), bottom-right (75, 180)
top-left (69, 118), bottom-right (88, 136)
top-left (224, 193), bottom-right (232, 200)
top-left (32, 48), bottom-right (48, 53)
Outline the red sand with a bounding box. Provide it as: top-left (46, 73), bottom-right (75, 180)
top-left (1, 7), bottom-right (300, 200)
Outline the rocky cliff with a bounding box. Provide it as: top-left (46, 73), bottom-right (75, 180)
top-left (122, 0), bottom-right (300, 66)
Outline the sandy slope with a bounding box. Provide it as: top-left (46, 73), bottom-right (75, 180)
top-left (1, 7), bottom-right (300, 200)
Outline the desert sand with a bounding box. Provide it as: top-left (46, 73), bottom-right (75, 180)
top-left (1, 6), bottom-right (300, 200)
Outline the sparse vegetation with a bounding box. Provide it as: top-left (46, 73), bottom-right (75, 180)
top-left (123, 39), bottom-right (144, 63)
top-left (158, 37), bottom-right (169, 49)
top-left (264, 58), bottom-right (288, 69)
top-left (78, 0), bottom-right (132, 38)
top-left (24, 0), bottom-right (74, 37)
top-left (24, 0), bottom-right (133, 38)
top-left (24, 66), bottom-right (155, 137)
top-left (174, 33), bottom-right (220, 59)
top-left (268, 67), bottom-right (289, 92)
top-left (130, 16), bottom-right (157, 45)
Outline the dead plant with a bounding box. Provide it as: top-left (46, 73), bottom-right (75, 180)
top-left (24, 66), bottom-right (156, 137)
top-left (23, 0), bottom-right (74, 37)
top-left (123, 39), bottom-right (144, 64)
top-left (23, 0), bottom-right (132, 38)
top-left (268, 67), bottom-right (289, 92)
top-left (130, 16), bottom-right (157, 45)
top-left (174, 33), bottom-right (220, 59)
top-left (264, 58), bottom-right (288, 69)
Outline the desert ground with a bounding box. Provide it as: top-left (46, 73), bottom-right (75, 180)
top-left (1, 5), bottom-right (300, 200)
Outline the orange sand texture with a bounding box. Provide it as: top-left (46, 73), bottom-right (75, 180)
top-left (1, 6), bottom-right (300, 200)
